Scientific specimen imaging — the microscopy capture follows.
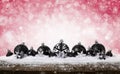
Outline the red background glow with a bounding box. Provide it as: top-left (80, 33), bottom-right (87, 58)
top-left (0, 0), bottom-right (120, 56)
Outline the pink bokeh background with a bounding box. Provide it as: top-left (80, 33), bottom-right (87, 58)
top-left (0, 0), bottom-right (120, 56)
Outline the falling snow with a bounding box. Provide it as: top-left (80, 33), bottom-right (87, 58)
top-left (0, 0), bottom-right (120, 56)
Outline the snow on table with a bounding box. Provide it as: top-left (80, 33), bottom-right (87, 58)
top-left (0, 54), bottom-right (120, 72)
